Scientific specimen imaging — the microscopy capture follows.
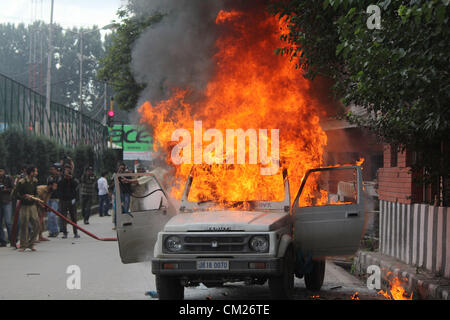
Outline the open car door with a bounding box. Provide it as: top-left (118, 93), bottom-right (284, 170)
top-left (292, 166), bottom-right (365, 258)
top-left (115, 173), bottom-right (176, 264)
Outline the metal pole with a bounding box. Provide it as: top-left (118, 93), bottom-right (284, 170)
top-left (109, 98), bottom-right (114, 147)
top-left (79, 31), bottom-right (83, 141)
top-left (103, 82), bottom-right (107, 125)
top-left (44, 0), bottom-right (54, 136)
top-left (39, 29), bottom-right (43, 94)
top-left (28, 25), bottom-right (33, 88)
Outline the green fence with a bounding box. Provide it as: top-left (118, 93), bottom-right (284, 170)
top-left (0, 72), bottom-right (108, 152)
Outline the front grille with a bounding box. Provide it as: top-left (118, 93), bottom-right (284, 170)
top-left (163, 234), bottom-right (259, 254)
top-left (184, 236), bottom-right (247, 253)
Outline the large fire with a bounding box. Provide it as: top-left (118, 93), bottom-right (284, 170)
top-left (139, 7), bottom-right (328, 203)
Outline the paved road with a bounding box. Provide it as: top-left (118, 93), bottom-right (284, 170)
top-left (0, 214), bottom-right (383, 300)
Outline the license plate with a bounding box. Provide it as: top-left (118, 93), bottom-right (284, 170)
top-left (197, 260), bottom-right (229, 270)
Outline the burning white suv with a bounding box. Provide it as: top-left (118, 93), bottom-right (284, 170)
top-left (114, 165), bottom-right (365, 300)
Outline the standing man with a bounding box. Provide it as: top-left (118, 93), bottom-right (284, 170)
top-left (97, 172), bottom-right (109, 217)
top-left (15, 166), bottom-right (40, 252)
top-left (57, 166), bottom-right (79, 239)
top-left (0, 168), bottom-right (14, 247)
top-left (46, 165), bottom-right (61, 237)
top-left (80, 166), bottom-right (96, 225)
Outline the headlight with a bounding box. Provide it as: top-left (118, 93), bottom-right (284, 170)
top-left (165, 236), bottom-right (183, 252)
top-left (249, 236), bottom-right (269, 253)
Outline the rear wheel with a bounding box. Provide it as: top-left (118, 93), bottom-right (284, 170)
top-left (304, 259), bottom-right (325, 291)
top-left (156, 275), bottom-right (184, 300)
top-left (269, 247), bottom-right (295, 299)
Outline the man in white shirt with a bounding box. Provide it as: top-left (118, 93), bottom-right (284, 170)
top-left (97, 172), bottom-right (110, 217)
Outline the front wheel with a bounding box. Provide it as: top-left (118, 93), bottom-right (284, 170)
top-left (269, 247), bottom-right (295, 299)
top-left (156, 275), bottom-right (184, 300)
top-left (304, 259), bottom-right (325, 291)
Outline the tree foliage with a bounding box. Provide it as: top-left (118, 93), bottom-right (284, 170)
top-left (0, 22), bottom-right (110, 122)
top-left (101, 148), bottom-right (121, 174)
top-left (98, 5), bottom-right (163, 111)
top-left (271, 0), bottom-right (450, 183)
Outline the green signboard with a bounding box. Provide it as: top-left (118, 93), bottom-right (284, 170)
top-left (109, 125), bottom-right (153, 160)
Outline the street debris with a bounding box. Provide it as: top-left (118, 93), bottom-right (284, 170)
top-left (330, 286), bottom-right (342, 290)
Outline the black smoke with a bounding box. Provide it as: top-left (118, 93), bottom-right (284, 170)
top-left (131, 0), bottom-right (224, 104)
top-left (130, 0), bottom-right (269, 106)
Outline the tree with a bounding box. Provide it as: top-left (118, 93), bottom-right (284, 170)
top-left (98, 6), bottom-right (162, 111)
top-left (73, 145), bottom-right (95, 178)
top-left (0, 128), bottom-right (112, 182)
top-left (271, 0), bottom-right (449, 196)
top-left (0, 23), bottom-right (32, 87)
top-left (101, 148), bottom-right (121, 174)
top-left (0, 22), bottom-right (109, 118)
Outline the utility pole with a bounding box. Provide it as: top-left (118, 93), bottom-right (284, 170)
top-left (109, 97), bottom-right (115, 147)
top-left (79, 31), bottom-right (84, 141)
top-left (45, 0), bottom-right (54, 136)
top-left (103, 82), bottom-right (107, 126)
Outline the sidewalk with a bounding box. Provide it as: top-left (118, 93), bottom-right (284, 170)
top-left (0, 214), bottom-right (150, 300)
top-left (354, 250), bottom-right (450, 300)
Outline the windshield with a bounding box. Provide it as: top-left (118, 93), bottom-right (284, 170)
top-left (186, 164), bottom-right (285, 204)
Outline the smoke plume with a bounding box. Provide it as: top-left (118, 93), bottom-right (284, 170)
top-left (131, 0), bottom-right (226, 104)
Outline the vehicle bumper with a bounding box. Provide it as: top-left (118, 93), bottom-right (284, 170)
top-left (151, 257), bottom-right (283, 277)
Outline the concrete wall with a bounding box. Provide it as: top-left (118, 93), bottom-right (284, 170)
top-left (380, 200), bottom-right (450, 278)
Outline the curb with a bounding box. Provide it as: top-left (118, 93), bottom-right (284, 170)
top-left (354, 250), bottom-right (450, 300)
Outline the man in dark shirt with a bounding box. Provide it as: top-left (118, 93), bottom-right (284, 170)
top-left (80, 166), bottom-right (97, 225)
top-left (0, 168), bottom-right (14, 247)
top-left (46, 165), bottom-right (61, 237)
top-left (15, 166), bottom-right (40, 252)
top-left (57, 166), bottom-right (79, 239)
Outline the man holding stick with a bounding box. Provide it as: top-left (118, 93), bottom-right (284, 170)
top-left (15, 166), bottom-right (40, 252)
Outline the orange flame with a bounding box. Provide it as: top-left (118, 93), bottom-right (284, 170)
top-left (378, 273), bottom-right (413, 300)
top-left (139, 9), bottom-right (328, 203)
top-left (356, 157), bottom-right (365, 166)
top-left (351, 292), bottom-right (360, 300)
top-left (215, 9), bottom-right (242, 24)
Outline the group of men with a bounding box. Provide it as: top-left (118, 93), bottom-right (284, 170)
top-left (0, 157), bottom-right (112, 252)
